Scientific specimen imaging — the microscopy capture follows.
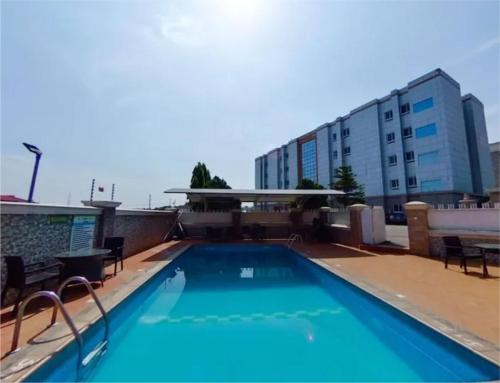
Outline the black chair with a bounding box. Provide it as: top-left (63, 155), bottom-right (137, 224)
top-left (1, 256), bottom-right (63, 313)
top-left (102, 237), bottom-right (124, 276)
top-left (251, 224), bottom-right (266, 240)
top-left (205, 227), bottom-right (224, 241)
top-left (442, 236), bottom-right (487, 276)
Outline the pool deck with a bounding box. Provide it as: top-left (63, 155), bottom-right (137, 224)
top-left (1, 240), bottom-right (499, 378)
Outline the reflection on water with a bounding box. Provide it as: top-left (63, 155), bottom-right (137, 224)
top-left (166, 244), bottom-right (311, 291)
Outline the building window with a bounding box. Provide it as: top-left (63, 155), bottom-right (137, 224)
top-left (393, 203), bottom-right (403, 212)
top-left (342, 128), bottom-right (350, 138)
top-left (421, 179), bottom-right (442, 192)
top-left (407, 176), bottom-right (417, 188)
top-left (405, 151), bottom-right (415, 162)
top-left (333, 150), bottom-right (338, 159)
top-left (301, 139), bottom-right (317, 182)
top-left (390, 179), bottom-right (399, 190)
top-left (343, 146), bottom-right (351, 156)
top-left (333, 133), bottom-right (337, 142)
top-left (413, 97), bottom-right (434, 113)
top-left (400, 103), bottom-right (410, 115)
top-left (388, 155), bottom-right (397, 166)
top-left (416, 123), bottom-right (437, 138)
top-left (418, 150), bottom-right (439, 166)
top-left (403, 126), bottom-right (412, 138)
top-left (384, 110), bottom-right (393, 121)
top-left (386, 132), bottom-right (395, 143)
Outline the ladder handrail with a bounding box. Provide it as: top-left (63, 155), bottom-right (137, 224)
top-left (9, 291), bottom-right (84, 369)
top-left (287, 233), bottom-right (303, 249)
top-left (51, 276), bottom-right (109, 342)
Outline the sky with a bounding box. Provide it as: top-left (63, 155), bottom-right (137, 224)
top-left (1, 0), bottom-right (499, 208)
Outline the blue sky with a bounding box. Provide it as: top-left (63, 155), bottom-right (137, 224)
top-left (1, 0), bottom-right (499, 207)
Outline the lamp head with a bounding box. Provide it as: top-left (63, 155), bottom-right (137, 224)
top-left (22, 142), bottom-right (42, 156)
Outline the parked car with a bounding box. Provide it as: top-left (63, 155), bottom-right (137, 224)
top-left (386, 211), bottom-right (407, 225)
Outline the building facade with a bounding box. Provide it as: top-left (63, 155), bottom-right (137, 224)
top-left (255, 69), bottom-right (495, 212)
top-left (490, 142), bottom-right (500, 188)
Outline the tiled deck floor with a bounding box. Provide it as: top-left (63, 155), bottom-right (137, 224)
top-left (295, 242), bottom-right (499, 346)
top-left (1, 240), bottom-right (498, 361)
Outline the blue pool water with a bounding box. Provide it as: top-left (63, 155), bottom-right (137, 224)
top-left (28, 244), bottom-right (499, 382)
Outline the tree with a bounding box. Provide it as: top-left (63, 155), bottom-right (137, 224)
top-left (190, 162), bottom-right (211, 189)
top-left (295, 178), bottom-right (328, 209)
top-left (205, 176), bottom-right (231, 189)
top-left (331, 166), bottom-right (366, 206)
top-left (188, 163), bottom-right (236, 210)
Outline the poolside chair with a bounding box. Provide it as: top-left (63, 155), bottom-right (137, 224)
top-left (442, 236), bottom-right (487, 276)
top-left (250, 224), bottom-right (265, 240)
top-left (102, 237), bottom-right (124, 276)
top-left (1, 256), bottom-right (63, 313)
top-left (205, 226), bottom-right (224, 241)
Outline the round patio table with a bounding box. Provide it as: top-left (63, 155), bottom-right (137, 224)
top-left (473, 243), bottom-right (500, 277)
top-left (55, 248), bottom-right (111, 286)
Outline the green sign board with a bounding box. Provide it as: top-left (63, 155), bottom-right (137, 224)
top-left (48, 215), bottom-right (72, 224)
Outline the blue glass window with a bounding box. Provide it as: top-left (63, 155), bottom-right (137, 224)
top-left (301, 140), bottom-right (317, 182)
top-left (413, 97), bottom-right (433, 113)
top-left (421, 179), bottom-right (442, 192)
top-left (418, 150), bottom-right (439, 166)
top-left (416, 123), bottom-right (437, 138)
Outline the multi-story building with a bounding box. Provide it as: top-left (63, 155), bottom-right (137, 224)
top-left (490, 142), bottom-right (500, 187)
top-left (255, 69), bottom-right (495, 212)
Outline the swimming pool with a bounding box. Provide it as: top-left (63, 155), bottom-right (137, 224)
top-left (27, 244), bottom-right (499, 381)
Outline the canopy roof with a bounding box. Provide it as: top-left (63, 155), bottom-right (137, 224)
top-left (164, 188), bottom-right (344, 203)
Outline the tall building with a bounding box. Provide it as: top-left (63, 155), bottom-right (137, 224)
top-left (255, 69), bottom-right (495, 212)
top-left (490, 142), bottom-right (500, 188)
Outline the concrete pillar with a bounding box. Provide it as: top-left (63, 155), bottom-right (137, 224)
top-left (84, 201), bottom-right (121, 247)
top-left (404, 201), bottom-right (431, 256)
top-left (231, 209), bottom-right (242, 240)
top-left (348, 204), bottom-right (367, 246)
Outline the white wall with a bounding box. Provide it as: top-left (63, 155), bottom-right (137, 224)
top-left (428, 208), bottom-right (500, 232)
top-left (181, 212), bottom-right (232, 225)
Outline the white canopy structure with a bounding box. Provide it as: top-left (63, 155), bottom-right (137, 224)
top-left (164, 188), bottom-right (344, 204)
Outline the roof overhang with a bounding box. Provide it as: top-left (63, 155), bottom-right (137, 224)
top-left (164, 188), bottom-right (344, 203)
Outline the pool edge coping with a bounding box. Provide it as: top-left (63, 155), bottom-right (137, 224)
top-left (0, 243), bottom-right (193, 383)
top-left (293, 247), bottom-right (500, 368)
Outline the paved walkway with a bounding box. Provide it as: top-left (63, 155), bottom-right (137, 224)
top-left (295, 242), bottom-right (499, 347)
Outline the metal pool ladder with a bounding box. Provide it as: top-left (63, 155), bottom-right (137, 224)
top-left (9, 276), bottom-right (109, 379)
top-left (287, 233), bottom-right (303, 249)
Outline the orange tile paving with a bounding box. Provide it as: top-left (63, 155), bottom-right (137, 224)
top-left (294, 242), bottom-right (500, 346)
top-left (1, 240), bottom-right (498, 363)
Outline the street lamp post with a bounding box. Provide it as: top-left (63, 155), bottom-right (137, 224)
top-left (22, 142), bottom-right (42, 203)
